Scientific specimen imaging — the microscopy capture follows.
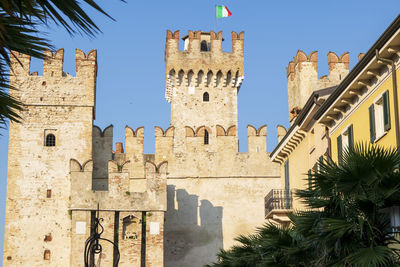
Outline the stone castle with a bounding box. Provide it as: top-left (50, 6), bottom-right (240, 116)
top-left (3, 29), bottom-right (347, 266)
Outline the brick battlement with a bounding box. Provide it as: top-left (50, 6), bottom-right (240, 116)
top-left (165, 30), bottom-right (244, 102)
top-left (9, 49), bottom-right (97, 109)
top-left (286, 50), bottom-right (349, 121)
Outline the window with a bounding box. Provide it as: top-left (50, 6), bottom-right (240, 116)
top-left (284, 160), bottom-right (290, 209)
top-left (369, 90), bottom-right (391, 142)
top-left (337, 125), bottom-right (353, 163)
top-left (203, 92), bottom-right (209, 102)
top-left (45, 134), bottom-right (56, 147)
top-left (204, 130), bottom-right (209, 145)
top-left (200, 40), bottom-right (209, 52)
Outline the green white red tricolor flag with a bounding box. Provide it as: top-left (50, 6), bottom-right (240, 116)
top-left (216, 5), bottom-right (231, 18)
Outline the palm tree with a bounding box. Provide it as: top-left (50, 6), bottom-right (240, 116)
top-left (207, 223), bottom-right (314, 267)
top-left (295, 144), bottom-right (400, 266)
top-left (0, 0), bottom-right (120, 128)
top-left (209, 144), bottom-right (400, 266)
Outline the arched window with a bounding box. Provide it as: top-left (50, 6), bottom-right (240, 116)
top-left (203, 92), bottom-right (209, 102)
top-left (200, 40), bottom-right (208, 52)
top-left (45, 134), bottom-right (56, 147)
top-left (204, 130), bottom-right (209, 145)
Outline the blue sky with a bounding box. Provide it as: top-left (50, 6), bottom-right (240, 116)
top-left (0, 1), bottom-right (399, 263)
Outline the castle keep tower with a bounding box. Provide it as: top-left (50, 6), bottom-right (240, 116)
top-left (162, 30), bottom-right (280, 267)
top-left (165, 30), bottom-right (244, 151)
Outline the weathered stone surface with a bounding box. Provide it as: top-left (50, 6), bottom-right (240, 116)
top-left (4, 30), bottom-right (281, 267)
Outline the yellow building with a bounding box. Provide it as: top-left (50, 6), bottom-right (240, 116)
top-left (266, 49), bottom-right (350, 223)
top-left (267, 14), bottom-right (400, 225)
top-left (315, 15), bottom-right (400, 159)
top-left (268, 87), bottom-right (334, 224)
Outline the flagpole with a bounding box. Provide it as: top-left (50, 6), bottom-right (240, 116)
top-left (214, 5), bottom-right (217, 32)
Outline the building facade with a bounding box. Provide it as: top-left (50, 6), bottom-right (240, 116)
top-left (3, 30), bottom-right (281, 267)
top-left (267, 14), bottom-right (400, 227)
top-left (315, 16), bottom-right (400, 160)
top-left (266, 50), bottom-right (348, 223)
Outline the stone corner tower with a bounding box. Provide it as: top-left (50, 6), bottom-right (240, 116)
top-left (4, 48), bottom-right (97, 266)
top-left (164, 30), bottom-right (245, 151)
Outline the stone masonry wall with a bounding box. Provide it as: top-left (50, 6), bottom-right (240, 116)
top-left (3, 49), bottom-right (96, 266)
top-left (123, 125), bottom-right (280, 267)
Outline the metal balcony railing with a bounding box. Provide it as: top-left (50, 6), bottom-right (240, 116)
top-left (265, 189), bottom-right (293, 217)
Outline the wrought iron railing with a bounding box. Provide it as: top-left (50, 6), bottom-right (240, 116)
top-left (264, 189), bottom-right (293, 217)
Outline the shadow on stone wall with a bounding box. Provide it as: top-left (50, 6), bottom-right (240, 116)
top-left (164, 185), bottom-right (223, 267)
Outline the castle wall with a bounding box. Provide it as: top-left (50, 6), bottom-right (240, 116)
top-left (92, 125), bottom-right (113, 190)
top-left (69, 155), bottom-right (167, 266)
top-left (4, 49), bottom-right (96, 266)
top-left (151, 125), bottom-right (280, 267)
top-left (165, 176), bottom-right (280, 267)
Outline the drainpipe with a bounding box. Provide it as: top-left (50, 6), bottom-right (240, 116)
top-left (376, 49), bottom-right (400, 148)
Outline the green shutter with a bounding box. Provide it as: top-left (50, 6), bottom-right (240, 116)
top-left (284, 160), bottom-right (290, 191)
top-left (348, 125), bottom-right (354, 149)
top-left (307, 169), bottom-right (312, 189)
top-left (337, 135), bottom-right (342, 164)
top-left (369, 104), bottom-right (376, 142)
top-left (383, 91), bottom-right (391, 131)
top-left (284, 160), bottom-right (290, 209)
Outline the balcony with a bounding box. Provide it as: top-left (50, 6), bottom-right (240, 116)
top-left (264, 189), bottom-right (293, 223)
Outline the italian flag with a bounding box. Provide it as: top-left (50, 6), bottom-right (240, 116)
top-left (216, 5), bottom-right (231, 18)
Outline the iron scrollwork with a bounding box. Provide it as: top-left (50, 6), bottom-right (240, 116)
top-left (84, 204), bottom-right (120, 267)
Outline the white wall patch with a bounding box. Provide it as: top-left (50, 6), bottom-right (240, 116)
top-left (150, 222), bottom-right (160, 235)
top-left (76, 221), bottom-right (86, 234)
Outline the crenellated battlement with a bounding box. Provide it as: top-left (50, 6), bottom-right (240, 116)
top-left (9, 48), bottom-right (97, 110)
top-left (69, 158), bottom-right (167, 211)
top-left (11, 48), bottom-right (97, 79)
top-left (287, 50), bottom-right (349, 121)
top-left (165, 30), bottom-right (244, 102)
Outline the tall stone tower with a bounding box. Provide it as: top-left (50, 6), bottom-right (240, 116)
top-left (3, 49), bottom-right (96, 265)
top-left (165, 30), bottom-right (244, 151)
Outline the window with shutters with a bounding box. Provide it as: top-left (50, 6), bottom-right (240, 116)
top-left (337, 124), bottom-right (353, 163)
top-left (369, 90), bottom-right (391, 142)
top-left (284, 160), bottom-right (290, 209)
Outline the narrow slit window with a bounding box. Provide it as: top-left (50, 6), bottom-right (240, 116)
top-left (45, 134), bottom-right (56, 147)
top-left (203, 92), bottom-right (209, 102)
top-left (204, 130), bottom-right (209, 145)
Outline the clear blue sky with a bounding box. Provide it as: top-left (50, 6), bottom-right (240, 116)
top-left (0, 1), bottom-right (399, 263)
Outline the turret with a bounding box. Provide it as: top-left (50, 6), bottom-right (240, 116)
top-left (286, 50), bottom-right (349, 122)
